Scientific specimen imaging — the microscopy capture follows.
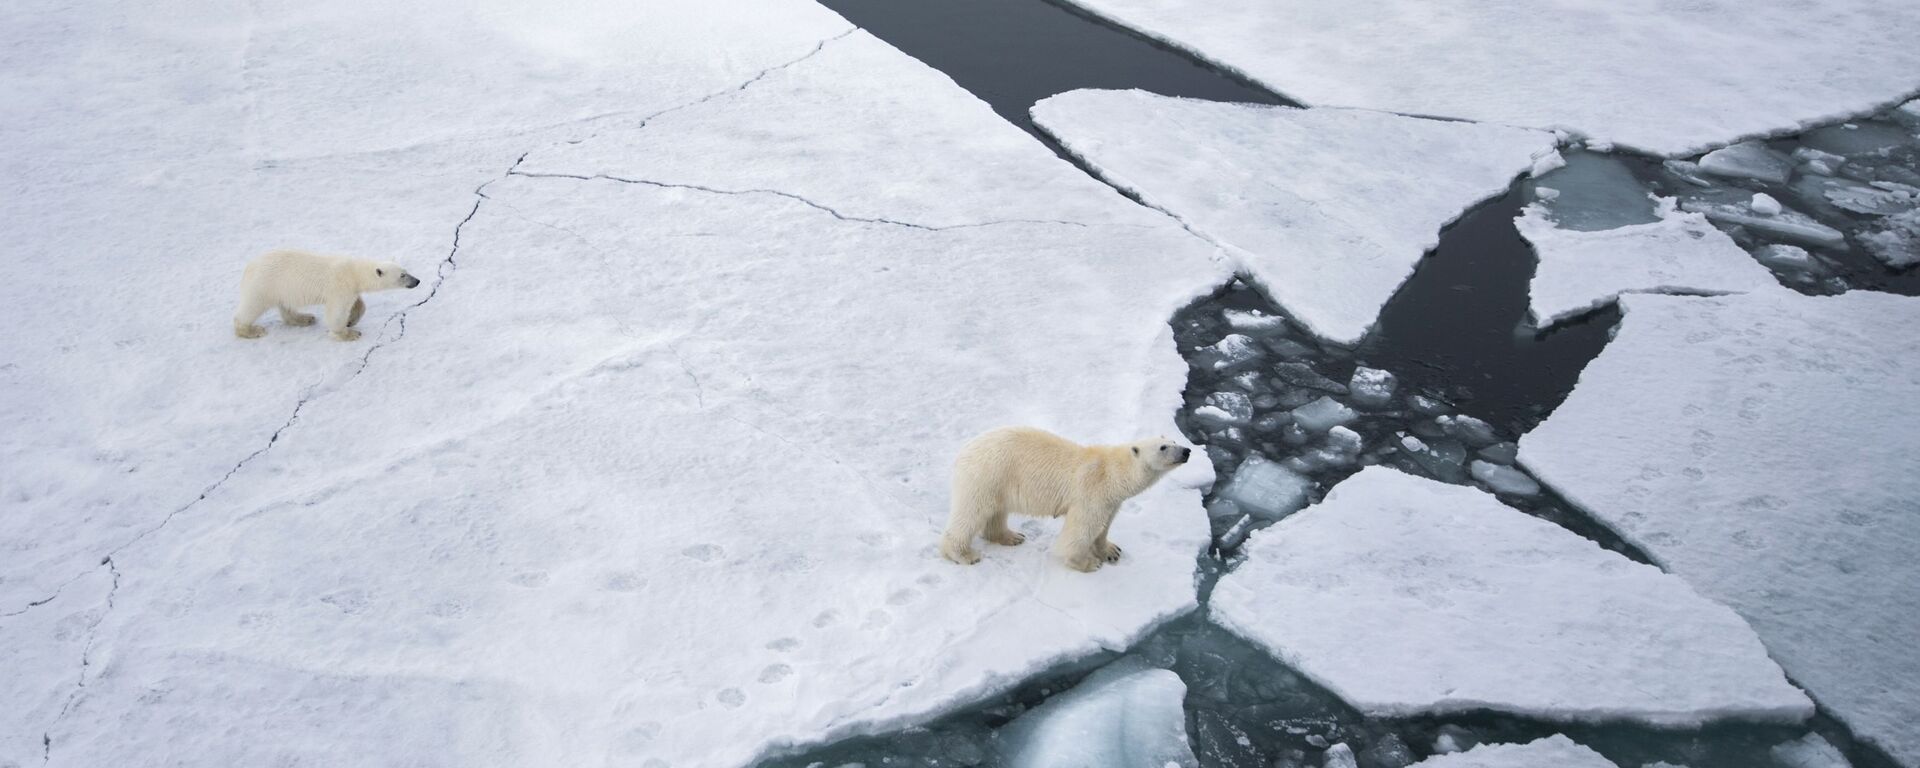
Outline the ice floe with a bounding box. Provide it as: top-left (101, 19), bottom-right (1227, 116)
top-left (1516, 199), bottom-right (1780, 326)
top-left (997, 660), bottom-right (1198, 768)
top-left (1521, 291), bottom-right (1920, 766)
top-left (1211, 468), bottom-right (1813, 727)
top-left (1050, 0), bottom-right (1920, 155)
top-left (1032, 88), bottom-right (1554, 343)
top-left (1409, 735), bottom-right (1616, 768)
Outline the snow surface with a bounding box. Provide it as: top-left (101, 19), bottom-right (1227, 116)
top-left (1210, 468), bottom-right (1813, 727)
top-left (1, 5), bottom-right (1230, 765)
top-left (1031, 89), bottom-right (1555, 344)
top-left (1515, 200), bottom-right (1780, 327)
top-left (1408, 736), bottom-right (1617, 768)
top-left (997, 660), bottom-right (1199, 768)
top-left (1521, 291), bottom-right (1920, 767)
top-left (1048, 0), bottom-right (1920, 156)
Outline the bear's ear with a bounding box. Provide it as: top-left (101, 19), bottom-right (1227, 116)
top-left (1131, 446), bottom-right (1139, 456)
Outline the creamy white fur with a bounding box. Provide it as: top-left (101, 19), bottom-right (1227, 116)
top-left (233, 249), bottom-right (419, 341)
top-left (941, 426), bottom-right (1190, 571)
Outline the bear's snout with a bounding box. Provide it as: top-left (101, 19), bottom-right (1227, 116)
top-left (402, 274), bottom-right (421, 288)
top-left (1177, 447), bottom-right (1192, 463)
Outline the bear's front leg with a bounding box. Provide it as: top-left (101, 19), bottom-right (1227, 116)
top-left (1057, 503), bottom-right (1117, 572)
top-left (1095, 534), bottom-right (1123, 563)
top-left (326, 295), bottom-right (362, 341)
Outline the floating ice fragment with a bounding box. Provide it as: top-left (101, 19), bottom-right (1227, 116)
top-left (1859, 209), bottom-right (1920, 268)
top-left (1324, 743), bottom-right (1359, 768)
top-left (1894, 99), bottom-right (1920, 128)
top-left (1698, 141), bottom-right (1794, 184)
top-left (1470, 460), bottom-right (1541, 496)
top-left (1325, 426), bottom-right (1363, 455)
top-left (1401, 435), bottom-right (1469, 482)
top-left (1477, 442), bottom-right (1519, 465)
top-left (1349, 367), bottom-right (1398, 408)
top-left (1535, 186), bottom-right (1561, 200)
top-left (1215, 455), bottom-right (1314, 521)
top-left (1223, 308), bottom-right (1290, 334)
top-left (1205, 334), bottom-right (1264, 370)
top-left (1438, 415), bottom-right (1499, 447)
top-left (1531, 150), bottom-right (1568, 178)
top-left (1770, 733), bottom-right (1849, 768)
top-left (1753, 244), bottom-right (1825, 274)
top-left (1432, 726), bottom-right (1479, 754)
top-left (1408, 736), bottom-right (1617, 768)
top-left (1679, 200), bottom-right (1846, 248)
top-left (1407, 395), bottom-right (1450, 416)
top-left (999, 661), bottom-right (1200, 768)
top-left (1801, 121), bottom-right (1910, 157)
top-left (1252, 413), bottom-right (1291, 434)
top-left (1750, 193), bottom-right (1782, 216)
top-left (1663, 160), bottom-right (1713, 187)
top-left (1793, 147), bottom-right (1845, 177)
top-left (1362, 734), bottom-right (1417, 768)
top-left (1291, 397), bottom-right (1358, 433)
top-left (1202, 392), bottom-right (1253, 426)
top-left (1273, 362), bottom-right (1348, 394)
top-left (1265, 338), bottom-right (1318, 360)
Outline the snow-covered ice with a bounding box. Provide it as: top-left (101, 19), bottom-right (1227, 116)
top-left (1214, 455), bottom-right (1314, 522)
top-left (1291, 397), bottom-right (1358, 434)
top-left (1772, 733), bottom-right (1851, 768)
top-left (1348, 367), bottom-right (1397, 408)
top-left (1698, 142), bottom-right (1795, 184)
top-left (1516, 200), bottom-right (1780, 327)
top-left (1408, 736), bottom-right (1617, 768)
top-left (2, 6), bottom-right (1232, 765)
top-left (1678, 198), bottom-right (1847, 249)
top-left (1468, 461), bottom-right (1540, 497)
top-left (1211, 468), bottom-right (1813, 727)
top-left (1521, 291), bottom-right (1920, 767)
top-left (1031, 89), bottom-right (1555, 343)
top-left (1860, 209), bottom-right (1920, 268)
top-left (997, 660), bottom-right (1199, 768)
top-left (1048, 0), bottom-right (1920, 156)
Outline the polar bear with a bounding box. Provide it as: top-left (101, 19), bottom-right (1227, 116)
top-left (233, 249), bottom-right (420, 341)
top-left (940, 427), bottom-right (1191, 571)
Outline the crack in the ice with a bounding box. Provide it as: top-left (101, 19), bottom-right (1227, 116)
top-left (39, 557), bottom-right (119, 766)
top-left (506, 170), bottom-right (1092, 232)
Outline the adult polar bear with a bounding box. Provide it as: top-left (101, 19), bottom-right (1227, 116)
top-left (941, 427), bottom-right (1191, 571)
top-left (233, 249), bottom-right (420, 341)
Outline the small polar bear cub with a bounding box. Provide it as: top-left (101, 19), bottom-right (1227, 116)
top-left (233, 249), bottom-right (420, 341)
top-left (941, 426), bottom-right (1191, 572)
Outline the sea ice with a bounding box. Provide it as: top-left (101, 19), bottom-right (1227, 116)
top-left (1215, 455), bottom-right (1314, 522)
top-left (1197, 392), bottom-right (1253, 427)
top-left (1516, 200), bottom-right (1779, 327)
top-left (1698, 142), bottom-right (1795, 184)
top-left (1520, 291), bottom-right (1920, 766)
top-left (1859, 209), bottom-right (1920, 268)
top-left (1324, 743), bottom-right (1360, 768)
top-left (1524, 152), bottom-right (1659, 232)
top-left (997, 661), bottom-right (1199, 768)
top-left (1291, 397), bottom-right (1358, 434)
top-left (1211, 468), bottom-right (1813, 727)
top-left (1031, 89), bottom-right (1554, 343)
top-left (1046, 0), bottom-right (1920, 155)
top-left (1397, 434), bottom-right (1468, 483)
top-left (1273, 362), bottom-right (1348, 394)
top-left (1749, 193), bottom-right (1782, 216)
top-left (1348, 367), bottom-right (1397, 408)
top-left (1408, 736), bottom-right (1617, 768)
top-left (5, 15), bottom-right (1228, 767)
top-left (1204, 334), bottom-right (1265, 371)
top-left (1771, 733), bottom-right (1850, 768)
top-left (1677, 199), bottom-right (1847, 249)
top-left (1468, 461), bottom-right (1540, 497)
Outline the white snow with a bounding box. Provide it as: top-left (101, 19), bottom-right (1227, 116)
top-left (1211, 468), bottom-right (1813, 727)
top-left (1516, 200), bottom-right (1780, 327)
top-left (1, 6), bottom-right (1229, 766)
top-left (1031, 89), bottom-right (1555, 344)
top-left (997, 660), bottom-right (1198, 768)
top-left (1047, 0), bottom-right (1920, 156)
top-left (1520, 291), bottom-right (1920, 767)
top-left (1409, 736), bottom-right (1617, 768)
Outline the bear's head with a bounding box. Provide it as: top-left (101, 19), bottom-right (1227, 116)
top-left (1129, 437), bottom-right (1192, 472)
top-left (366, 261), bottom-right (421, 291)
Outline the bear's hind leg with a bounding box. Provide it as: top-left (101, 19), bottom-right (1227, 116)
top-left (278, 305), bottom-right (316, 326)
top-left (983, 511), bottom-right (1025, 546)
top-left (233, 295), bottom-right (271, 339)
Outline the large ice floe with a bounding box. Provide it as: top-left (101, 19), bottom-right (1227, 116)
top-left (1211, 467), bottom-right (1813, 726)
top-left (1032, 88), bottom-right (1555, 344)
top-left (1049, 0), bottom-right (1920, 156)
top-left (1516, 198), bottom-right (1781, 327)
top-left (1522, 291), bottom-right (1920, 767)
top-left (0, 2), bottom-right (1231, 765)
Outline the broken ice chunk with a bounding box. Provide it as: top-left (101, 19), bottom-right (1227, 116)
top-left (1324, 743), bottom-right (1360, 768)
top-left (1223, 308), bottom-right (1290, 334)
top-left (1894, 99), bottom-right (1920, 128)
top-left (1663, 159), bottom-right (1713, 186)
top-left (1770, 733), bottom-right (1850, 768)
top-left (1438, 414), bottom-right (1500, 447)
top-left (1470, 460), bottom-right (1542, 496)
top-left (1400, 434), bottom-right (1469, 482)
top-left (1801, 121), bottom-right (1911, 157)
top-left (1252, 412), bottom-right (1291, 434)
top-left (1431, 726), bottom-right (1480, 754)
top-left (1216, 455), bottom-right (1314, 521)
top-left (1325, 426), bottom-right (1364, 455)
top-left (1349, 367), bottom-right (1398, 408)
top-left (1408, 737), bottom-right (1618, 768)
top-left (1407, 394), bottom-right (1451, 416)
top-left (1273, 362), bottom-right (1348, 393)
top-left (1750, 193), bottom-right (1782, 216)
top-left (998, 661), bottom-right (1200, 768)
top-left (1264, 337), bottom-right (1318, 360)
top-left (1859, 209), bottom-right (1920, 269)
top-left (1794, 147), bottom-right (1846, 177)
top-left (1698, 141), bottom-right (1794, 184)
top-left (1529, 150), bottom-right (1567, 178)
top-left (1291, 397), bottom-right (1358, 433)
top-left (1281, 422), bottom-right (1312, 446)
top-left (1200, 392), bottom-right (1253, 427)
top-left (1679, 200), bottom-right (1846, 249)
top-left (1477, 442), bottom-right (1519, 465)
top-left (1203, 334), bottom-right (1264, 371)
top-left (1753, 244), bottom-right (1827, 275)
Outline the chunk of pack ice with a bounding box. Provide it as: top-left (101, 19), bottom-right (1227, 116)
top-left (1324, 743), bottom-right (1360, 768)
top-left (1437, 414), bottom-right (1500, 447)
top-left (1431, 726), bottom-right (1480, 755)
top-left (1753, 244), bottom-right (1827, 275)
top-left (1215, 454), bottom-right (1314, 521)
top-left (1204, 334), bottom-right (1264, 371)
top-left (1199, 392), bottom-right (1254, 427)
top-left (999, 660), bottom-right (1199, 768)
top-left (1519, 291), bottom-right (1920, 765)
top-left (1407, 395), bottom-right (1450, 416)
top-left (1408, 736), bottom-right (1617, 768)
top-left (1801, 121), bottom-right (1911, 157)
top-left (1678, 199), bottom-right (1846, 249)
top-left (1399, 434), bottom-right (1469, 482)
top-left (1750, 193), bottom-right (1782, 216)
top-left (1788, 175), bottom-right (1918, 217)
top-left (1477, 442), bottom-right (1519, 465)
top-left (1291, 397), bottom-right (1357, 433)
top-left (1793, 146), bottom-right (1845, 177)
top-left (1361, 734), bottom-right (1417, 768)
top-left (1859, 209), bottom-right (1920, 268)
top-left (1530, 149), bottom-right (1567, 178)
top-left (1469, 460), bottom-right (1541, 496)
top-left (1895, 99), bottom-right (1920, 128)
top-left (1274, 362), bottom-right (1348, 394)
top-left (1770, 733), bottom-right (1850, 768)
top-left (1698, 141), bottom-right (1794, 184)
top-left (1223, 308), bottom-right (1290, 334)
top-left (1526, 152), bottom-right (1659, 231)
top-left (1348, 367), bottom-right (1398, 408)
top-left (1211, 468), bottom-right (1813, 727)
top-left (1518, 200), bottom-right (1779, 327)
